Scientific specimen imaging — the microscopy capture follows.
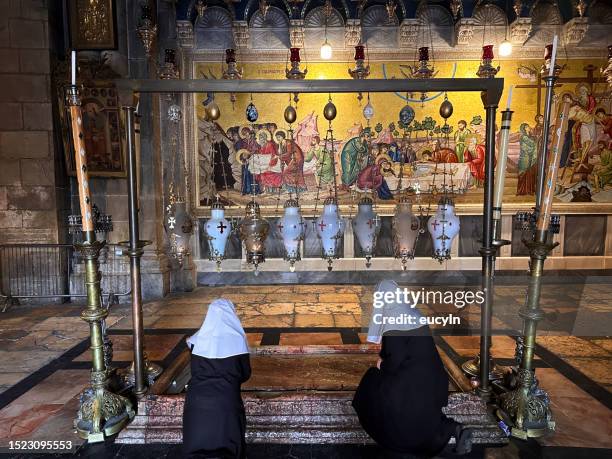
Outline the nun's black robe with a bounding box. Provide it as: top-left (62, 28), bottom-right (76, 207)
top-left (183, 352), bottom-right (251, 458)
top-left (352, 327), bottom-right (457, 457)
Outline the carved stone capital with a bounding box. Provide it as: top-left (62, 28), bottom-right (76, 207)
top-left (176, 20), bottom-right (194, 48)
top-left (232, 21), bottom-right (250, 49)
top-left (344, 20), bottom-right (361, 48)
top-left (289, 20), bottom-right (305, 49)
top-left (399, 19), bottom-right (419, 48)
top-left (510, 17), bottom-right (532, 45)
top-left (563, 17), bottom-right (588, 46)
top-left (455, 18), bottom-right (476, 46)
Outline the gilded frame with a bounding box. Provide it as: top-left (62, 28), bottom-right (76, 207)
top-left (68, 0), bottom-right (117, 50)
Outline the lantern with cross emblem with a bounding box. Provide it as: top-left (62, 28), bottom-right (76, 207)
top-left (352, 197), bottom-right (380, 268)
top-left (278, 198), bottom-right (305, 272)
top-left (315, 196), bottom-right (345, 271)
top-left (204, 198), bottom-right (231, 271)
top-left (392, 197), bottom-right (421, 270)
top-left (427, 197), bottom-right (460, 263)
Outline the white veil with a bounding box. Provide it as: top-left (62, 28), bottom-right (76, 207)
top-left (186, 298), bottom-right (249, 359)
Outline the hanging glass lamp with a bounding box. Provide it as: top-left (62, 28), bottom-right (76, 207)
top-left (427, 197), bottom-right (460, 263)
top-left (316, 196), bottom-right (344, 271)
top-left (352, 197), bottom-right (380, 268)
top-left (204, 199), bottom-right (231, 272)
top-left (392, 197), bottom-right (420, 270)
top-left (278, 197), bottom-right (305, 272)
top-left (238, 201), bottom-right (270, 275)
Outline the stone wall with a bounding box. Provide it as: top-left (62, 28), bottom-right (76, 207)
top-left (0, 0), bottom-right (67, 244)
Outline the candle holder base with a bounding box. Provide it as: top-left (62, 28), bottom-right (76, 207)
top-left (462, 354), bottom-right (505, 381)
top-left (497, 368), bottom-right (555, 440)
top-left (74, 372), bottom-right (135, 442)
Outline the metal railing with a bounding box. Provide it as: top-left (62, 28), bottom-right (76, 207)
top-left (0, 243), bottom-right (131, 311)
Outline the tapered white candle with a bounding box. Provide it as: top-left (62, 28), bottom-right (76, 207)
top-left (71, 50), bottom-right (76, 86)
top-left (548, 35), bottom-right (558, 77)
top-left (493, 108), bottom-right (513, 220)
top-left (506, 85), bottom-right (513, 110)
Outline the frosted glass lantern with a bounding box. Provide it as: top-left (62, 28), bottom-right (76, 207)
top-left (352, 197), bottom-right (380, 268)
top-left (238, 201), bottom-right (270, 275)
top-left (204, 200), bottom-right (231, 271)
top-left (278, 198), bottom-right (305, 272)
top-left (427, 197), bottom-right (460, 263)
top-left (392, 197), bottom-right (420, 270)
top-left (315, 196), bottom-right (345, 271)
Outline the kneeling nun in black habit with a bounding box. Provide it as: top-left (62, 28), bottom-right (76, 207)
top-left (352, 280), bottom-right (473, 457)
top-left (183, 299), bottom-right (251, 458)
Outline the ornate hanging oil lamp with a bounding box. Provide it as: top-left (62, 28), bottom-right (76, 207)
top-left (137, 3), bottom-right (157, 59)
top-left (427, 197), bottom-right (460, 263)
top-left (222, 48), bottom-right (243, 106)
top-left (279, 197), bottom-right (305, 272)
top-left (316, 96), bottom-right (343, 271)
top-left (407, 47), bottom-right (436, 103)
top-left (316, 196), bottom-right (344, 271)
top-left (286, 47), bottom-right (307, 104)
top-left (352, 196), bottom-right (380, 268)
top-left (349, 44), bottom-right (370, 103)
top-left (204, 94), bottom-right (221, 121)
top-left (165, 184), bottom-right (194, 266)
top-left (476, 45), bottom-right (499, 79)
top-left (159, 48), bottom-right (179, 80)
top-left (238, 200), bottom-right (270, 275)
top-left (204, 197), bottom-right (231, 271)
top-left (392, 197), bottom-right (421, 270)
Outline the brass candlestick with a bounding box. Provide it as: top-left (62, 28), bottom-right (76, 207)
top-left (498, 101), bottom-right (570, 439)
top-left (67, 83), bottom-right (134, 442)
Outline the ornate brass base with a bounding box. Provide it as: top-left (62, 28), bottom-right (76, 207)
top-left (462, 354), bottom-right (505, 381)
top-left (75, 383), bottom-right (135, 442)
top-left (121, 353), bottom-right (163, 388)
top-left (498, 369), bottom-right (555, 439)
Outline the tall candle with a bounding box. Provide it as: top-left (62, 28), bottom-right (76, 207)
top-left (548, 35), bottom-right (558, 77)
top-left (71, 50), bottom-right (76, 86)
top-left (493, 109), bottom-right (513, 220)
top-left (536, 100), bottom-right (571, 232)
top-left (506, 85), bottom-right (513, 110)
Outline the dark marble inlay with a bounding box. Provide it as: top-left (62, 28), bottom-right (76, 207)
top-left (459, 216), bottom-right (483, 257)
top-left (563, 215), bottom-right (606, 257)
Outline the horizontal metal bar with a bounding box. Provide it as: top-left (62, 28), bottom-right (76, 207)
top-left (114, 78), bottom-right (504, 104)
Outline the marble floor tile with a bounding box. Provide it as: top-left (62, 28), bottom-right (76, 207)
top-left (279, 333), bottom-right (343, 346)
top-left (293, 314), bottom-right (335, 328)
top-left (332, 314), bottom-right (362, 328)
top-left (3, 329), bottom-right (87, 353)
top-left (540, 396), bottom-right (612, 448)
top-left (0, 372), bottom-right (29, 392)
top-left (536, 336), bottom-right (611, 358)
top-left (0, 403), bottom-right (65, 439)
top-left (74, 334), bottom-right (184, 362)
top-left (535, 368), bottom-right (592, 398)
top-left (246, 333), bottom-right (263, 347)
top-left (241, 314), bottom-right (294, 328)
top-left (156, 303), bottom-right (209, 316)
top-left (0, 350), bottom-right (59, 373)
top-left (589, 338), bottom-right (612, 353)
top-left (294, 302), bottom-right (361, 314)
top-left (563, 357), bottom-right (612, 386)
top-left (148, 314), bottom-right (204, 330)
top-left (318, 293), bottom-right (361, 303)
top-left (243, 302), bottom-right (295, 316)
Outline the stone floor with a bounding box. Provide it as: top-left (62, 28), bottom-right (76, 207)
top-left (0, 282), bottom-right (610, 457)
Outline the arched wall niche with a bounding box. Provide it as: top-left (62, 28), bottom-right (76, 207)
top-left (249, 6), bottom-right (291, 49)
top-left (195, 6), bottom-right (234, 49)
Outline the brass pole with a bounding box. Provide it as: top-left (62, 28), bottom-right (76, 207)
top-left (121, 105), bottom-right (161, 395)
top-left (68, 83), bottom-right (134, 442)
top-left (476, 98), bottom-right (498, 400)
top-left (499, 101), bottom-right (570, 439)
top-left (125, 105), bottom-right (146, 396)
top-left (463, 109), bottom-right (513, 383)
